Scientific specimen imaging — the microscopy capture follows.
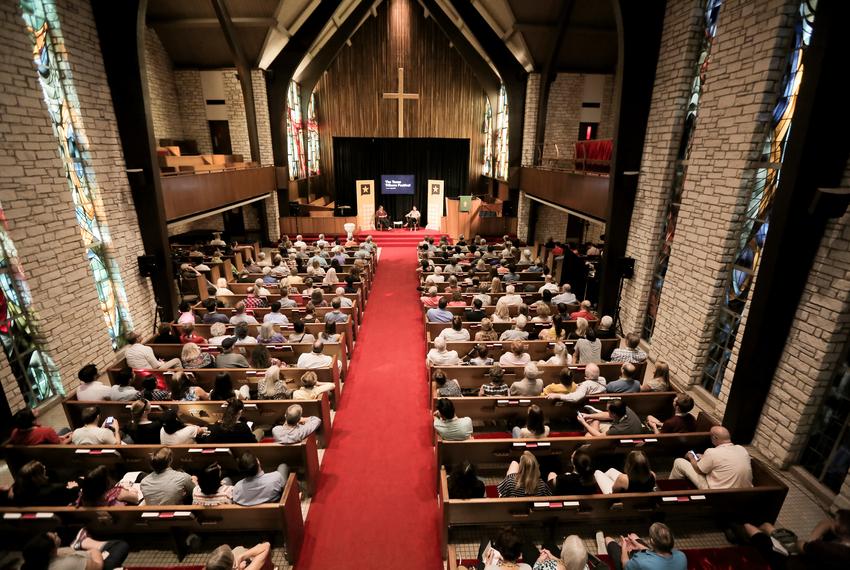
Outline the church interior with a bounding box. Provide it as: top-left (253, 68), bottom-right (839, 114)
top-left (0, 0), bottom-right (849, 568)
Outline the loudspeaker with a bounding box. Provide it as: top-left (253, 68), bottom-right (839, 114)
top-left (137, 255), bottom-right (157, 277)
top-left (619, 256), bottom-right (635, 279)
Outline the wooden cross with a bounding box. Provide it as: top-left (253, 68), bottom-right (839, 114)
top-left (382, 67), bottom-right (419, 138)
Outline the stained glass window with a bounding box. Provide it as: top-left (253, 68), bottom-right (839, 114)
top-left (306, 92), bottom-right (320, 176)
top-left (21, 0), bottom-right (133, 350)
top-left (642, 0), bottom-right (723, 342)
top-left (701, 0), bottom-right (816, 396)
top-left (482, 98), bottom-right (493, 177)
top-left (494, 85), bottom-right (509, 181)
top-left (0, 204), bottom-right (64, 407)
top-left (286, 80), bottom-right (306, 180)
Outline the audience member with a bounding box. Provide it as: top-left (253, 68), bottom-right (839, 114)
top-left (205, 542), bottom-right (272, 570)
top-left (272, 404), bottom-right (322, 444)
top-left (464, 298), bottom-right (487, 322)
top-left (595, 450), bottom-right (656, 494)
top-left (160, 407), bottom-right (206, 444)
top-left (200, 398), bottom-right (259, 443)
top-left (140, 447), bottom-right (195, 505)
top-left (427, 297), bottom-right (454, 323)
top-left (76, 364), bottom-right (112, 401)
top-left (71, 407), bottom-right (121, 445)
top-left (153, 322), bottom-right (180, 344)
top-left (498, 451), bottom-right (551, 497)
top-left (642, 360), bottom-right (671, 392)
top-left (23, 531), bottom-right (129, 570)
top-left (292, 370), bottom-right (335, 400)
top-left (207, 322), bottom-right (230, 345)
top-left (232, 452), bottom-right (288, 506)
top-left (595, 315), bottom-right (616, 340)
top-left (127, 399), bottom-right (162, 444)
top-left (215, 337), bottom-right (251, 368)
top-left (427, 337), bottom-right (461, 365)
top-left (439, 316), bottom-right (471, 341)
top-left (646, 393), bottom-right (697, 434)
top-left (542, 367), bottom-right (576, 397)
top-left (578, 399), bottom-right (643, 437)
top-left (569, 300), bottom-right (594, 320)
top-left (606, 362), bottom-right (641, 393)
top-left (288, 320), bottom-right (316, 344)
top-left (229, 302), bottom-right (259, 325)
top-left (77, 465), bottom-right (140, 507)
top-left (669, 426), bottom-right (753, 489)
top-left (10, 460), bottom-right (77, 506)
top-left (500, 315), bottom-right (530, 341)
top-left (475, 318), bottom-right (499, 341)
top-left (192, 465), bottom-right (233, 506)
top-left (512, 405), bottom-right (550, 439)
top-left (433, 369), bottom-right (462, 397)
top-left (509, 363), bottom-right (544, 397)
top-left (610, 333), bottom-right (648, 364)
top-left (256, 322), bottom-right (286, 344)
top-left (297, 340), bottom-right (334, 368)
top-left (433, 398), bottom-right (473, 440)
top-left (573, 327), bottom-right (602, 364)
top-left (124, 331), bottom-right (181, 370)
top-left (8, 408), bottom-right (68, 445)
top-left (551, 284), bottom-right (577, 306)
top-left (170, 371), bottom-right (210, 401)
top-left (467, 344), bottom-right (494, 366)
top-left (181, 342), bottom-right (214, 369)
top-left (547, 449), bottom-right (598, 496)
top-left (180, 323), bottom-right (207, 345)
top-left (479, 364), bottom-right (509, 396)
top-left (499, 340), bottom-right (531, 366)
top-left (258, 365), bottom-right (293, 400)
top-left (605, 523), bottom-right (686, 570)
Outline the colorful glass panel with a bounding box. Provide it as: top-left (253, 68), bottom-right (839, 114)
top-left (642, 0), bottom-right (723, 342)
top-left (482, 97), bottom-right (493, 177)
top-left (701, 0), bottom-right (817, 396)
top-left (0, 204), bottom-right (64, 407)
top-left (20, 0), bottom-right (133, 350)
top-left (307, 92), bottom-right (320, 176)
top-left (286, 81), bottom-right (306, 180)
top-left (494, 85), bottom-right (509, 181)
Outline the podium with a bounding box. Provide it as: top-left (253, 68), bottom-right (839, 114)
top-left (444, 197), bottom-right (483, 238)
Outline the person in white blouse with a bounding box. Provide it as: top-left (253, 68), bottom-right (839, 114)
top-left (437, 316), bottom-right (470, 342)
top-left (293, 235), bottom-right (306, 249)
top-left (208, 322), bottom-right (230, 345)
top-left (215, 278), bottom-right (233, 296)
top-left (538, 275), bottom-right (560, 294)
top-left (499, 340), bottom-right (531, 367)
top-left (545, 362), bottom-right (607, 401)
top-left (426, 337), bottom-right (461, 366)
top-left (425, 265), bottom-right (445, 284)
top-left (542, 342), bottom-right (572, 366)
top-left (335, 287), bottom-right (353, 308)
top-left (499, 315), bottom-right (530, 341)
top-left (495, 285), bottom-right (522, 312)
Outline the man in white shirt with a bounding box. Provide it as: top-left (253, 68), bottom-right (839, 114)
top-left (495, 285), bottom-right (523, 312)
top-left (124, 332), bottom-right (181, 370)
top-left (278, 290), bottom-right (298, 309)
top-left (425, 265), bottom-right (445, 284)
top-left (433, 398), bottom-right (472, 441)
top-left (75, 364), bottom-right (113, 401)
top-left (315, 233), bottom-right (329, 248)
top-left (538, 275), bottom-right (560, 294)
top-left (426, 337), bottom-right (461, 366)
top-left (229, 302), bottom-right (259, 325)
top-left (669, 426), bottom-right (753, 489)
top-left (208, 322), bottom-right (230, 346)
top-left (437, 317), bottom-right (470, 342)
top-left (263, 302), bottom-right (290, 325)
top-left (551, 284), bottom-right (578, 306)
top-left (296, 340), bottom-right (334, 369)
top-left (293, 235), bottom-right (307, 249)
top-left (335, 287), bottom-right (354, 308)
top-left (71, 406), bottom-right (122, 445)
top-left (499, 315), bottom-right (530, 341)
top-left (546, 362), bottom-right (607, 402)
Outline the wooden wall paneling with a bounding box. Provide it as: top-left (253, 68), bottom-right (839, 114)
top-left (314, 0), bottom-right (486, 202)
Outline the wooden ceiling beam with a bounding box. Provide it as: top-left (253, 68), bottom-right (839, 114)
top-left (149, 17), bottom-right (277, 28)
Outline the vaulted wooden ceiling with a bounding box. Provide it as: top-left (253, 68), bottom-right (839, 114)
top-left (145, 0), bottom-right (618, 76)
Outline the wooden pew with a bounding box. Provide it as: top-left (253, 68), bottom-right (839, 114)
top-left (425, 319), bottom-right (597, 340)
top-left (185, 309), bottom-right (356, 352)
top-left (199, 298), bottom-right (360, 339)
top-left (106, 361), bottom-right (342, 409)
top-left (436, 339), bottom-right (620, 362)
top-left (141, 338), bottom-right (349, 379)
top-left (4, 438), bottom-right (320, 497)
top-left (428, 363), bottom-right (642, 397)
top-left (437, 459), bottom-right (788, 558)
top-left (62, 391), bottom-right (333, 448)
top-left (0, 474), bottom-right (304, 563)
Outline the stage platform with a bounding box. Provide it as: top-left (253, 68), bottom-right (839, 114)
top-left (355, 228), bottom-right (449, 247)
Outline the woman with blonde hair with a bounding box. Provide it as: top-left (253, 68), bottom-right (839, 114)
top-left (474, 318), bottom-right (499, 342)
top-left (215, 278), bottom-right (233, 296)
top-left (497, 451), bottom-right (551, 497)
top-left (181, 342), bottom-right (214, 369)
top-left (307, 259), bottom-right (326, 277)
top-left (532, 302), bottom-right (552, 324)
top-left (542, 342), bottom-right (572, 367)
top-left (499, 340), bottom-right (531, 367)
top-left (253, 278), bottom-right (271, 297)
top-left (256, 322), bottom-right (285, 344)
top-left (322, 267), bottom-right (339, 286)
top-left (489, 277), bottom-right (503, 295)
top-left (492, 302), bottom-right (512, 323)
top-left (257, 365), bottom-right (292, 400)
top-left (169, 371), bottom-right (210, 401)
top-left (643, 360), bottom-right (671, 392)
top-left (292, 370), bottom-right (335, 400)
top-left (568, 317), bottom-right (589, 340)
top-left (540, 315), bottom-right (568, 342)
top-left (533, 535), bottom-right (588, 570)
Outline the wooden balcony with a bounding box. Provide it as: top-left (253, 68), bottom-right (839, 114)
top-left (161, 166), bottom-right (276, 221)
top-left (519, 167), bottom-right (609, 222)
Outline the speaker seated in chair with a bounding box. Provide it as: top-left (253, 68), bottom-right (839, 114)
top-left (405, 206), bottom-right (421, 230)
top-left (375, 205), bottom-right (391, 230)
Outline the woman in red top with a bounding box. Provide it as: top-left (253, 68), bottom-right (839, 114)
top-left (179, 323), bottom-right (207, 345)
top-left (7, 409), bottom-right (67, 445)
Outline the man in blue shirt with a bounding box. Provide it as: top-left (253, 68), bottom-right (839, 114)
top-left (605, 522), bottom-right (687, 569)
top-left (606, 362), bottom-right (642, 393)
top-left (232, 452), bottom-right (289, 506)
top-left (426, 297), bottom-right (453, 323)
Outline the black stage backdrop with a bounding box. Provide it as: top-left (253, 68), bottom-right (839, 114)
top-left (333, 137), bottom-right (469, 226)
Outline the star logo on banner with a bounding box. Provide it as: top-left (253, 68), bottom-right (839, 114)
top-left (431, 184), bottom-right (441, 195)
top-left (360, 185), bottom-right (371, 195)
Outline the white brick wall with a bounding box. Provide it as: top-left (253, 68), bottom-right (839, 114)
top-left (174, 70), bottom-right (213, 154)
top-left (516, 190), bottom-right (531, 243)
top-left (223, 70), bottom-right (274, 167)
top-left (619, 0), bottom-right (703, 336)
top-left (533, 203), bottom-right (568, 245)
top-left (521, 73), bottom-right (540, 166)
top-left (143, 27), bottom-right (182, 143)
top-left (647, 0), bottom-right (796, 405)
top-left (0, 0), bottom-right (155, 409)
top-left (543, 74), bottom-right (583, 162)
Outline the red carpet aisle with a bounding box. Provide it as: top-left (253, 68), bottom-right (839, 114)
top-left (295, 243), bottom-right (443, 569)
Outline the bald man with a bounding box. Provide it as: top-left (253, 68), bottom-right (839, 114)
top-left (669, 426), bottom-right (753, 489)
